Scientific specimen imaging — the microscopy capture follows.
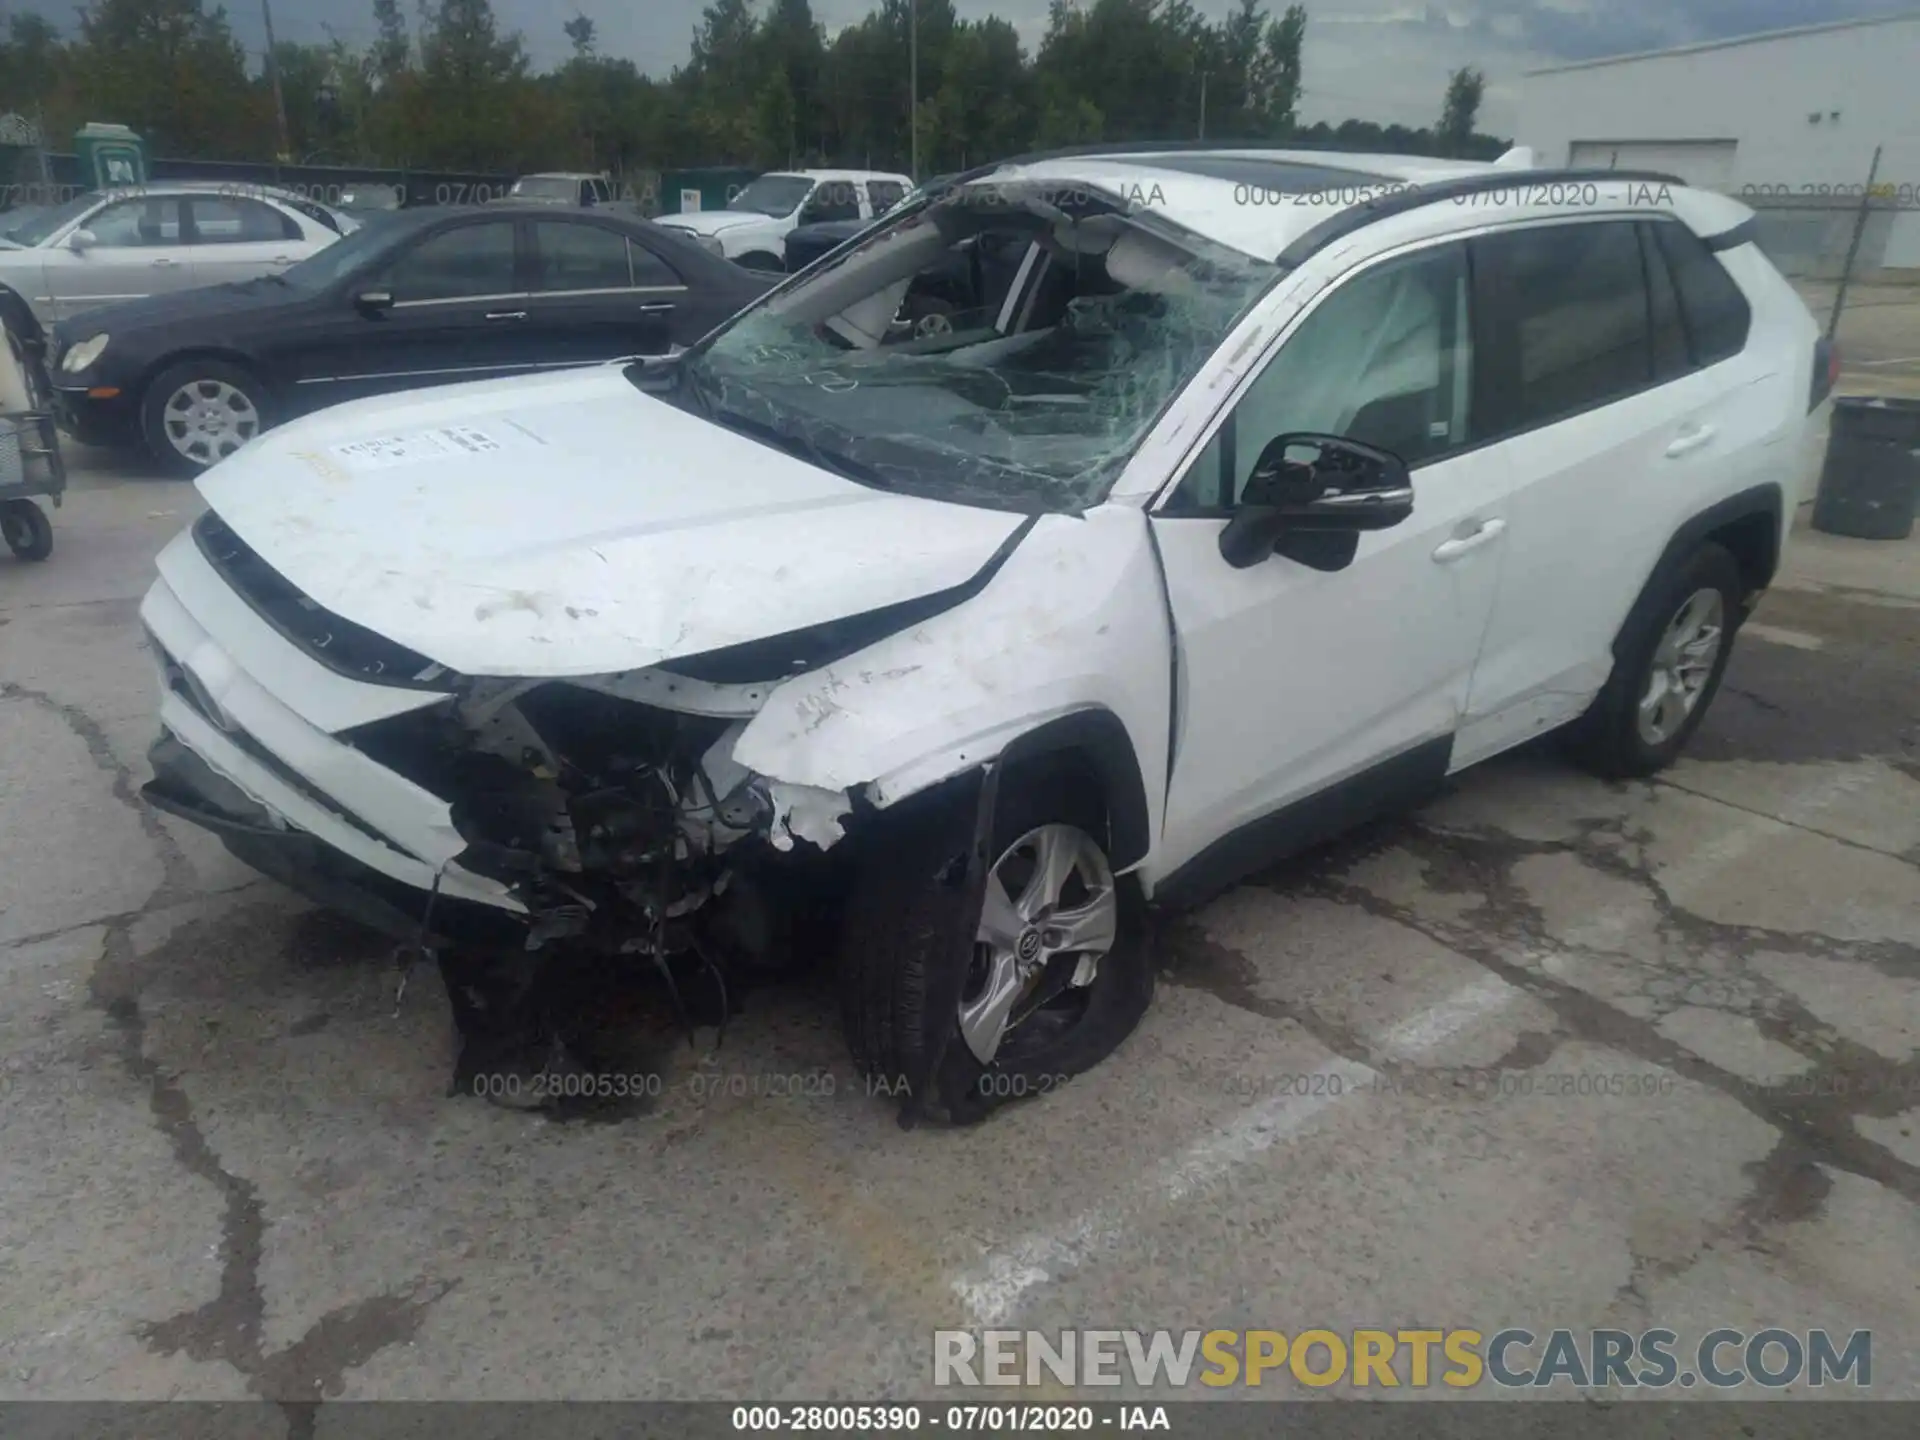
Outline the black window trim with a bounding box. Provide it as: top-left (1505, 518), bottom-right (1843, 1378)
top-left (1154, 234), bottom-right (1481, 519)
top-left (1645, 214), bottom-right (1753, 371)
top-left (1638, 219), bottom-right (1692, 384)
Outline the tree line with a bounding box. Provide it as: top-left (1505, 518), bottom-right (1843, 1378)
top-left (0, 0), bottom-right (1500, 180)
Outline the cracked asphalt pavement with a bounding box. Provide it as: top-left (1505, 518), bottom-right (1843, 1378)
top-left (2, 450), bottom-right (1918, 1405)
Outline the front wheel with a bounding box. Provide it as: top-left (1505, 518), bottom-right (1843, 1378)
top-left (141, 359), bottom-right (270, 475)
top-left (838, 768), bottom-right (1153, 1125)
top-left (1566, 541), bottom-right (1744, 778)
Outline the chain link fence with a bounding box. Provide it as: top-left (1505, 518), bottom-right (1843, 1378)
top-left (1737, 154), bottom-right (1920, 400)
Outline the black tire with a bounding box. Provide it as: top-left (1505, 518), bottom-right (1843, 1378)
top-left (1566, 541), bottom-right (1745, 779)
top-left (839, 765), bottom-right (1153, 1125)
top-left (2, 499), bottom-right (52, 561)
top-left (737, 251), bottom-right (786, 274)
top-left (140, 359), bottom-right (271, 476)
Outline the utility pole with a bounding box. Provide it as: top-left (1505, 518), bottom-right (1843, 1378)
top-left (1830, 143), bottom-right (1883, 341)
top-left (908, 0), bottom-right (919, 181)
top-left (1198, 72), bottom-right (1207, 139)
top-left (262, 0), bottom-right (293, 165)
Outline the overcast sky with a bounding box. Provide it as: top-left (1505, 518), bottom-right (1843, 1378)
top-left (20, 0), bottom-right (1909, 134)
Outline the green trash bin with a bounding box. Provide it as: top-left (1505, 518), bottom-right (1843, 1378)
top-left (1812, 396), bottom-right (1920, 541)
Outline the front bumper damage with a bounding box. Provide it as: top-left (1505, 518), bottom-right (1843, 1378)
top-left (139, 525), bottom-right (870, 1098)
top-left (143, 733), bottom-right (528, 953)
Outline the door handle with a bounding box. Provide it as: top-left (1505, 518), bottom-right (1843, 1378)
top-left (269, 255), bottom-right (294, 265)
top-left (484, 310), bottom-right (528, 321)
top-left (1432, 517), bottom-right (1507, 562)
top-left (149, 258), bottom-right (178, 268)
top-left (1665, 423), bottom-right (1717, 458)
top-left (636, 302), bottom-right (675, 314)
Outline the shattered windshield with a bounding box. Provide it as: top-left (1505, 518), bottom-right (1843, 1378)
top-left (674, 182), bottom-right (1274, 511)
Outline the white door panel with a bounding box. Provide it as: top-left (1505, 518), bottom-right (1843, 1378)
top-left (1152, 446), bottom-right (1508, 877)
top-left (1145, 239), bottom-right (1504, 883)
top-left (1452, 218), bottom-right (1771, 769)
top-left (1452, 385), bottom-right (1703, 767)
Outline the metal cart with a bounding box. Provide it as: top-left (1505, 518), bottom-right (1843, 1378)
top-left (0, 293), bottom-right (64, 562)
top-left (0, 407), bottom-right (64, 562)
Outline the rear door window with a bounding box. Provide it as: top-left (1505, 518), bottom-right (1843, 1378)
top-left (531, 220), bottom-right (632, 292)
top-left (1650, 220), bottom-right (1752, 366)
top-left (628, 241), bottom-right (682, 288)
top-left (186, 196), bottom-right (301, 244)
top-left (1475, 220), bottom-right (1653, 434)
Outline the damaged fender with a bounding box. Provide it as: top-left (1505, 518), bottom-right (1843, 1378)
top-left (732, 505), bottom-right (1175, 870)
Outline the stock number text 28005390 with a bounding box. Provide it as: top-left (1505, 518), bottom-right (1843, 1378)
top-left (730, 1405), bottom-right (1147, 1432)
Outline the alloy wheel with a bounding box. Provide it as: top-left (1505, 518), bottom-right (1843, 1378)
top-left (959, 822), bottom-right (1118, 1064)
top-left (1637, 587), bottom-right (1726, 745)
top-left (162, 378), bottom-right (260, 468)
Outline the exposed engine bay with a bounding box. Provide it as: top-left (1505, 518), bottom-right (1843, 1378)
top-left (337, 674), bottom-right (863, 1096)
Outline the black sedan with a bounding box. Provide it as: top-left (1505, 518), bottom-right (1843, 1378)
top-left (48, 205), bottom-right (771, 472)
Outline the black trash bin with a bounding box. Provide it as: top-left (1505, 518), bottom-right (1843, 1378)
top-left (1812, 396), bottom-right (1920, 540)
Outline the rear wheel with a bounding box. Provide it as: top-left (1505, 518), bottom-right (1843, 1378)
top-left (839, 766), bottom-right (1152, 1125)
top-left (1566, 542), bottom-right (1743, 778)
top-left (141, 359), bottom-right (270, 475)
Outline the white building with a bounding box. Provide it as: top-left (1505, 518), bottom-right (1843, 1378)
top-left (1516, 13), bottom-right (1920, 273)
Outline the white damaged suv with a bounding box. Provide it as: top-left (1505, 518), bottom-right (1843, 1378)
top-left (140, 147), bottom-right (1830, 1121)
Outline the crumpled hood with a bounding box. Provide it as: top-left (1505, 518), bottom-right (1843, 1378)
top-left (654, 211), bottom-right (763, 237)
top-left (195, 366), bottom-right (1026, 679)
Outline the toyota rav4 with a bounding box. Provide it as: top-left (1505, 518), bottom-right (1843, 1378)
top-left (138, 147), bottom-right (1832, 1123)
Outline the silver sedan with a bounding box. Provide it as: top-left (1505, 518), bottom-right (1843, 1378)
top-left (0, 182), bottom-right (353, 325)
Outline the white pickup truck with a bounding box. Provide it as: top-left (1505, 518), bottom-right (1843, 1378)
top-left (654, 169), bottom-right (913, 271)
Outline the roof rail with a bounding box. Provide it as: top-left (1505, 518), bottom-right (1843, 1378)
top-left (1275, 166), bottom-right (1687, 267)
top-left (969, 136), bottom-right (1432, 172)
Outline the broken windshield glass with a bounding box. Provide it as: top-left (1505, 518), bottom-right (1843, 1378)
top-left (672, 184), bottom-right (1276, 512)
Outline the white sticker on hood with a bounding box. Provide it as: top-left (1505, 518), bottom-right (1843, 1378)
top-left (329, 425), bottom-right (503, 470)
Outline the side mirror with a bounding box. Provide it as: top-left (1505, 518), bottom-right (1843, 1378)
top-left (1218, 433), bottom-right (1414, 570)
top-left (67, 229), bottom-right (97, 254)
top-left (354, 289), bottom-right (394, 316)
